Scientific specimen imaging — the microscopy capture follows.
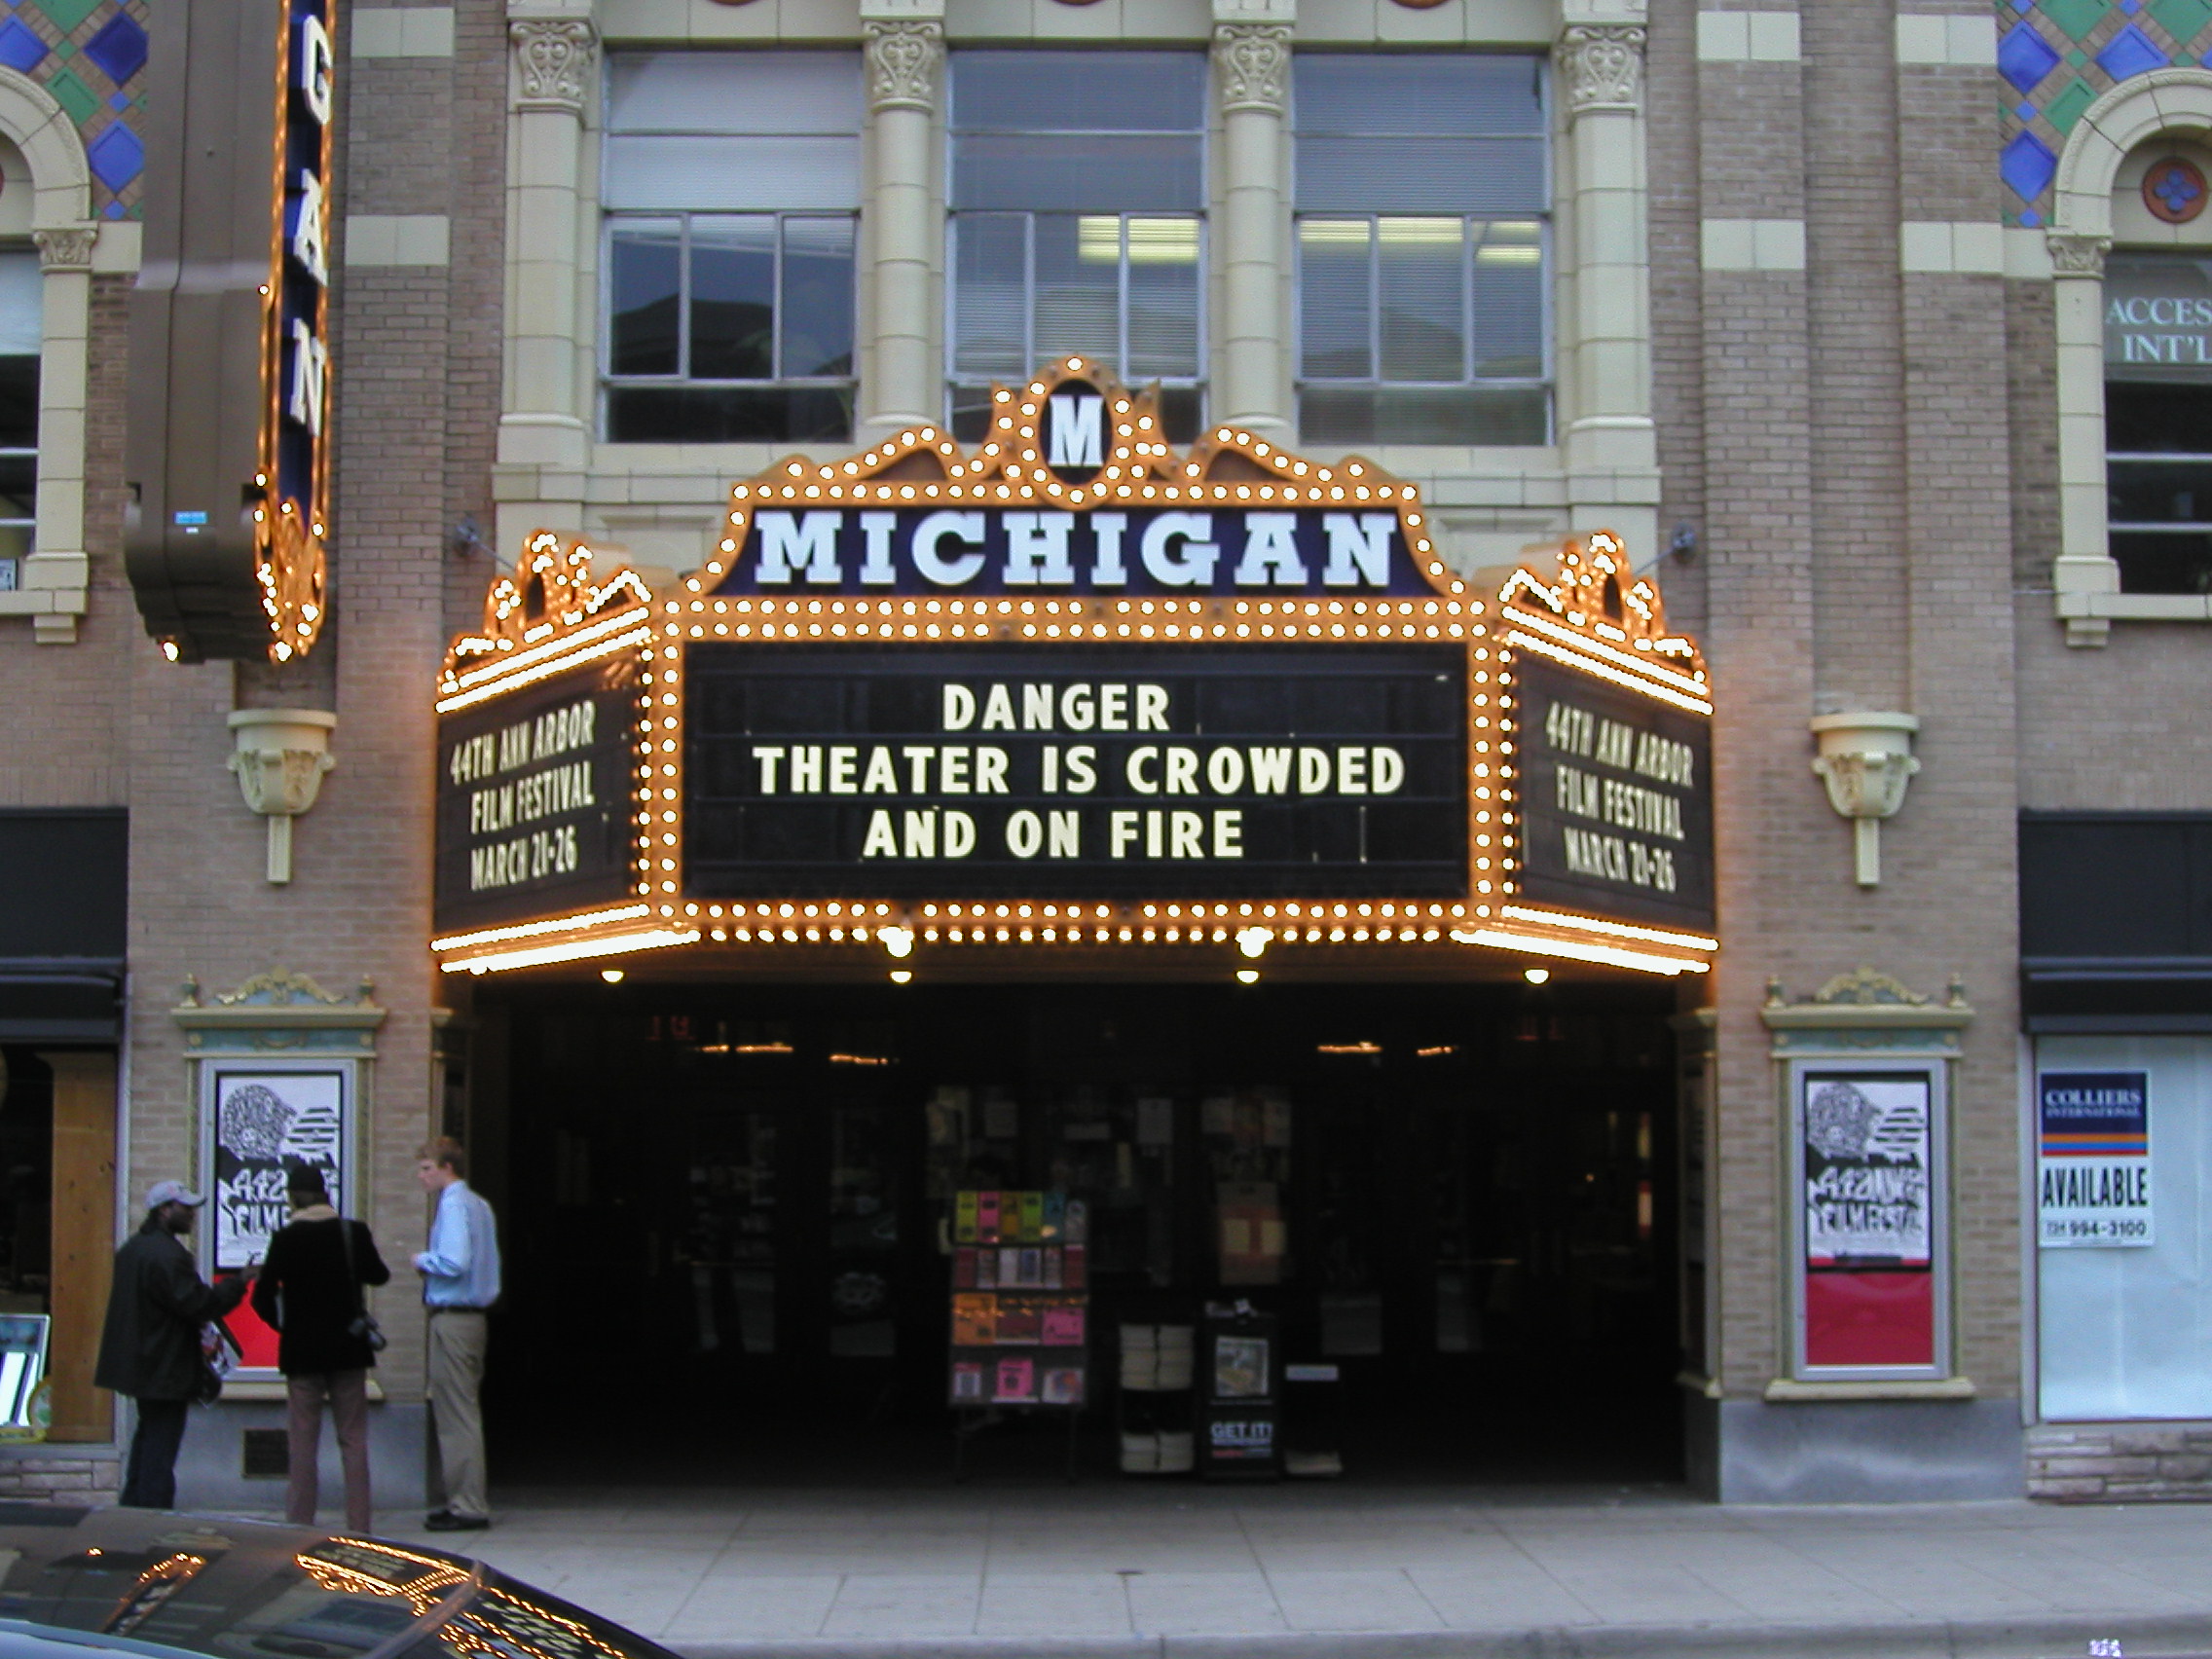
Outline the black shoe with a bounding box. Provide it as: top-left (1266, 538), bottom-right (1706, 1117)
top-left (424, 1511), bottom-right (490, 1531)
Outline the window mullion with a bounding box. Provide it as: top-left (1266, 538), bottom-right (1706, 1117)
top-left (1119, 214), bottom-right (1131, 385)
top-left (771, 214), bottom-right (785, 383)
top-left (1462, 217), bottom-right (1475, 387)
top-left (677, 214), bottom-right (693, 381)
top-left (1368, 217), bottom-right (1381, 387)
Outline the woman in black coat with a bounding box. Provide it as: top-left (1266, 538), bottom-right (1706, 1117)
top-left (250, 1165), bottom-right (389, 1530)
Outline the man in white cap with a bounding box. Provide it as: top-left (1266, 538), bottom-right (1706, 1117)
top-left (94, 1180), bottom-right (256, 1509)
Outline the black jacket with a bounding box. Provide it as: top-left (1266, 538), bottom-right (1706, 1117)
top-left (250, 1210), bottom-right (391, 1376)
top-left (93, 1226), bottom-right (250, 1401)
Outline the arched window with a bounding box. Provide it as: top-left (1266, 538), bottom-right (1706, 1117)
top-left (2047, 69), bottom-right (2212, 644)
top-left (0, 70), bottom-right (100, 646)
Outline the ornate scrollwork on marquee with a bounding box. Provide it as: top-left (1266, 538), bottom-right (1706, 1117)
top-left (510, 17), bottom-right (599, 111)
top-left (1214, 23), bottom-right (1291, 115)
top-left (441, 532), bottom-right (653, 695)
top-left (1557, 23), bottom-right (1645, 117)
top-left (865, 18), bottom-right (942, 112)
top-left (1498, 532), bottom-right (1707, 682)
top-left (683, 354), bottom-right (1456, 600)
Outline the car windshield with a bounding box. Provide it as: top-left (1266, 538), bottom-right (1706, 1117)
top-left (0, 1529), bottom-right (472, 1659)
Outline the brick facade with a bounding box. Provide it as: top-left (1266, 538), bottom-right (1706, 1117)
top-left (5, 0), bottom-right (2208, 1504)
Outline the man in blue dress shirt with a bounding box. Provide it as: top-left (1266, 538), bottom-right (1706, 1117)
top-left (414, 1137), bottom-right (500, 1530)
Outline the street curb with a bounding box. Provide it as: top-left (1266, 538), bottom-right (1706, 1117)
top-left (670, 1611), bottom-right (2212, 1659)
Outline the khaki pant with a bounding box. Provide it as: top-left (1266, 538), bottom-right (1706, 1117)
top-left (427, 1310), bottom-right (489, 1519)
top-left (287, 1370), bottom-right (372, 1532)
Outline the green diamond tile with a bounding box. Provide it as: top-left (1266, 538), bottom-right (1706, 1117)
top-left (2042, 0), bottom-right (2113, 41)
top-left (27, 0), bottom-right (104, 35)
top-left (44, 66), bottom-right (96, 126)
top-left (2046, 76), bottom-right (2099, 130)
top-left (2151, 0), bottom-right (2212, 40)
top-left (2067, 46), bottom-right (2090, 63)
top-left (51, 38), bottom-right (74, 58)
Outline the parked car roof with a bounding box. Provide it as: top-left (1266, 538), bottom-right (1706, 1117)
top-left (0, 1502), bottom-right (680, 1659)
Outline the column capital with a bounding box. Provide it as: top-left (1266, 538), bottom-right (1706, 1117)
top-left (1555, 23), bottom-right (1645, 118)
top-left (865, 18), bottom-right (944, 114)
top-left (2046, 232), bottom-right (2111, 278)
top-left (32, 226), bottom-right (95, 272)
top-left (1213, 21), bottom-right (1291, 116)
top-left (508, 15), bottom-right (598, 113)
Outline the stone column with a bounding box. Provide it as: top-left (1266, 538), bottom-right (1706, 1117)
top-left (1211, 0), bottom-right (1291, 433)
top-left (862, 1), bottom-right (944, 437)
top-left (500, 9), bottom-right (596, 475)
top-left (25, 224), bottom-right (92, 644)
top-left (1555, 15), bottom-right (1657, 556)
top-left (2047, 232), bottom-right (2118, 645)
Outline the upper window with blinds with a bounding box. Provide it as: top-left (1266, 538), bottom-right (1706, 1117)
top-left (0, 249), bottom-right (37, 593)
top-left (1294, 55), bottom-right (1550, 447)
top-left (947, 51), bottom-right (1206, 444)
top-left (602, 53), bottom-right (861, 444)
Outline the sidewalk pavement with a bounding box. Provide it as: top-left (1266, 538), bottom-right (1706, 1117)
top-left (313, 1485), bottom-right (2212, 1659)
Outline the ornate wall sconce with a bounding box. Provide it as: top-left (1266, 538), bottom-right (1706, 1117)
top-left (227, 708), bottom-right (337, 884)
top-left (1810, 712), bottom-right (1920, 888)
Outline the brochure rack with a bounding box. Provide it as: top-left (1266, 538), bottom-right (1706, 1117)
top-left (948, 1188), bottom-right (1089, 1482)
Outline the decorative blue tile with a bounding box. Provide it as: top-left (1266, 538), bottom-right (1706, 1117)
top-left (2015, 0), bottom-right (2034, 12)
top-left (81, 12), bottom-right (145, 85)
top-left (2017, 100), bottom-right (2039, 120)
top-left (86, 121), bottom-right (141, 191)
top-left (2121, 0), bottom-right (2141, 13)
top-left (2097, 22), bottom-right (2169, 79)
top-left (107, 90), bottom-right (127, 111)
top-left (103, 199), bottom-right (121, 219)
top-left (0, 17), bottom-right (47, 73)
top-left (2003, 129), bottom-right (2060, 202)
top-left (2022, 208), bottom-right (2044, 228)
top-left (2000, 21), bottom-right (2063, 92)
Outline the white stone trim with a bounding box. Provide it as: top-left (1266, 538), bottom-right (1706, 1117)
top-left (344, 213), bottom-right (451, 266)
top-left (0, 68), bottom-right (94, 644)
top-left (2046, 69), bottom-right (2212, 645)
top-left (1700, 216), bottom-right (1805, 271)
top-left (1696, 11), bottom-right (1799, 63)
top-left (1899, 220), bottom-right (2003, 276)
top-left (350, 7), bottom-right (455, 57)
top-left (1895, 13), bottom-right (1994, 67)
top-left (2004, 225), bottom-right (2054, 279)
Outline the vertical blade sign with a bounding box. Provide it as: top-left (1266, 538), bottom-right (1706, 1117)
top-left (123, 0), bottom-right (337, 663)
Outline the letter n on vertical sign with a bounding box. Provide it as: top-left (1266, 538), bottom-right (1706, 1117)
top-left (1797, 1068), bottom-right (1938, 1372)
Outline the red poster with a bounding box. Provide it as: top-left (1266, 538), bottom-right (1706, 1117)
top-left (225, 1297), bottom-right (280, 1371)
top-left (1804, 1271), bottom-right (1934, 1368)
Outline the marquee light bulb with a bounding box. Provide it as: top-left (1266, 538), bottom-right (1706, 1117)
top-left (1236, 927), bottom-right (1270, 960)
top-left (890, 969), bottom-right (913, 984)
top-left (1235, 969), bottom-right (1260, 984)
top-left (879, 925), bottom-right (915, 959)
top-left (1524, 967), bottom-right (1551, 985)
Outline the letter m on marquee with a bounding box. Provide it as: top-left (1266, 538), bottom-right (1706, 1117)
top-left (1049, 393), bottom-right (1103, 469)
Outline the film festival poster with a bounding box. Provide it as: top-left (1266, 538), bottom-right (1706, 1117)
top-left (1802, 1073), bottom-right (1932, 1268)
top-left (210, 1070), bottom-right (347, 1273)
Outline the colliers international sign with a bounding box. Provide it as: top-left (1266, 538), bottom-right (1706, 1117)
top-left (431, 361), bottom-right (1716, 978)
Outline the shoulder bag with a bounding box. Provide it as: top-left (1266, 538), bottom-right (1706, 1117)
top-left (337, 1215), bottom-right (388, 1354)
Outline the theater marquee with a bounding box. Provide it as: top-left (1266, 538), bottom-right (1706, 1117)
top-left (431, 361), bottom-right (1715, 978)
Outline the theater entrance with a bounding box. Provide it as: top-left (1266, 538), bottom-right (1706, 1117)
top-left (473, 976), bottom-right (1685, 1489)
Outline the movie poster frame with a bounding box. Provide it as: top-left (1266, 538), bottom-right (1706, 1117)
top-left (194, 1054), bottom-right (362, 1381)
top-left (1785, 1054), bottom-right (1951, 1382)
